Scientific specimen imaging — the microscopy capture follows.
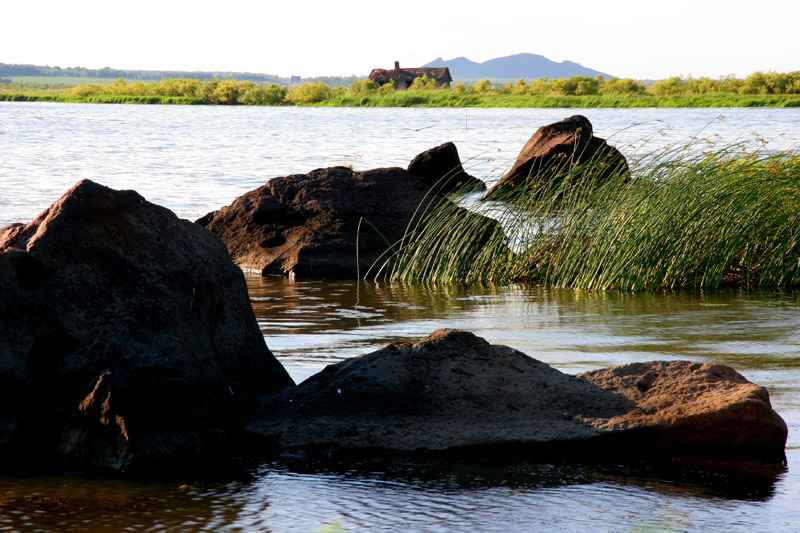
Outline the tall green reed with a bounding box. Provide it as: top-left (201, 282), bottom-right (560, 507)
top-left (384, 146), bottom-right (800, 290)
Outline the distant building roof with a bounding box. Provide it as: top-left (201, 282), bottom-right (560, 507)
top-left (368, 61), bottom-right (452, 89)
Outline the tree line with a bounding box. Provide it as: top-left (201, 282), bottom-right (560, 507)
top-left (0, 63), bottom-right (360, 86)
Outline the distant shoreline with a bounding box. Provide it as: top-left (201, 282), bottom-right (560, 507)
top-left (4, 73), bottom-right (800, 109)
top-left (2, 93), bottom-right (799, 108)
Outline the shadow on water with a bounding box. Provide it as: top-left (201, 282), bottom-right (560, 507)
top-left (275, 456), bottom-right (788, 501)
top-left (0, 456), bottom-right (789, 531)
top-left (1, 278), bottom-right (798, 531)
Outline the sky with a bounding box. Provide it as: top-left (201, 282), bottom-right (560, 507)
top-left (3, 0), bottom-right (798, 79)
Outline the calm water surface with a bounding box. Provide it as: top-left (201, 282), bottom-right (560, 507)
top-left (1, 103), bottom-right (799, 531)
top-left (1, 281), bottom-right (798, 532)
top-left (1, 102), bottom-right (800, 227)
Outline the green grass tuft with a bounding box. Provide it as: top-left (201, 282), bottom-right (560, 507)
top-left (386, 148), bottom-right (800, 291)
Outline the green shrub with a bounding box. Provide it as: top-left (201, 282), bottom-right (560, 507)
top-left (510, 79), bottom-right (528, 95)
top-left (377, 82), bottom-right (395, 95)
top-left (526, 78), bottom-right (552, 95)
top-left (409, 76), bottom-right (439, 90)
top-left (210, 80), bottom-right (252, 104)
top-left (471, 79), bottom-right (494, 94)
top-left (649, 77), bottom-right (686, 96)
top-left (601, 78), bottom-right (646, 95)
top-left (351, 79), bottom-right (377, 95)
top-left (238, 84), bottom-right (287, 105)
top-left (286, 82), bottom-right (333, 104)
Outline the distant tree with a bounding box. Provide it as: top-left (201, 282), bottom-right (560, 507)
top-left (471, 79), bottom-right (494, 94)
top-left (377, 82), bottom-right (395, 95)
top-left (286, 82), bottom-right (333, 104)
top-left (600, 78), bottom-right (646, 95)
top-left (409, 76), bottom-right (439, 90)
top-left (717, 75), bottom-right (744, 94)
top-left (649, 77), bottom-right (686, 96)
top-left (350, 79), bottom-right (377, 95)
top-left (239, 84), bottom-right (288, 105)
top-left (526, 78), bottom-right (552, 95)
top-left (552, 76), bottom-right (600, 96)
top-left (211, 80), bottom-right (253, 104)
top-left (510, 79), bottom-right (528, 95)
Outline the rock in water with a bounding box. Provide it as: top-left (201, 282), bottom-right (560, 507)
top-left (578, 362), bottom-right (788, 460)
top-left (0, 179), bottom-right (293, 474)
top-left (248, 329), bottom-right (786, 465)
top-left (407, 142), bottom-right (486, 194)
top-left (483, 115), bottom-right (629, 200)
top-left (198, 166), bottom-right (488, 279)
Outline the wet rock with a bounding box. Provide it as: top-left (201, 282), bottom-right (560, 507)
top-left (0, 179), bottom-right (293, 474)
top-left (408, 142), bottom-right (486, 194)
top-left (578, 361), bottom-right (788, 460)
top-left (483, 115), bottom-right (629, 200)
top-left (199, 166), bottom-right (487, 279)
top-left (248, 329), bottom-right (787, 465)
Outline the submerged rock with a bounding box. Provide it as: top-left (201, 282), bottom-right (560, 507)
top-left (407, 142), bottom-right (486, 194)
top-left (483, 115), bottom-right (629, 200)
top-left (198, 165), bottom-right (495, 279)
top-left (248, 329), bottom-right (786, 465)
top-left (0, 179), bottom-right (293, 474)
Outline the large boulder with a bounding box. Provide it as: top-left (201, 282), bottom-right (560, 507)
top-left (408, 142), bottom-right (486, 194)
top-left (579, 362), bottom-right (788, 460)
top-left (0, 179), bottom-right (293, 474)
top-left (248, 330), bottom-right (787, 465)
top-left (198, 166), bottom-right (496, 279)
top-left (483, 115), bottom-right (629, 200)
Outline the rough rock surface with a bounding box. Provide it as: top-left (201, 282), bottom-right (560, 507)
top-left (407, 142), bottom-right (486, 194)
top-left (248, 329), bottom-right (787, 464)
top-left (0, 179), bottom-right (293, 474)
top-left (579, 362), bottom-right (788, 459)
top-left (198, 166), bottom-right (496, 279)
top-left (483, 115), bottom-right (629, 200)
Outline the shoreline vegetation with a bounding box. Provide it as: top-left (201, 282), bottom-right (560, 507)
top-left (390, 148), bottom-right (800, 290)
top-left (2, 72), bottom-right (800, 108)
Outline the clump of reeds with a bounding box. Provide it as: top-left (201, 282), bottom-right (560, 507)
top-left (385, 146), bottom-right (800, 291)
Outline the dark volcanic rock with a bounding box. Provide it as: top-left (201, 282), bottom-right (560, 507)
top-left (248, 330), bottom-right (787, 464)
top-left (199, 166), bottom-right (496, 279)
top-left (0, 179), bottom-right (293, 474)
top-left (408, 142), bottom-right (486, 194)
top-left (483, 115), bottom-right (629, 200)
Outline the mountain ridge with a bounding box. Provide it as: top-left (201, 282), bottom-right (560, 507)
top-left (423, 53), bottom-right (613, 80)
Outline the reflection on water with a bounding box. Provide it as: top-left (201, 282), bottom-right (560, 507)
top-left (250, 277), bottom-right (800, 374)
top-left (5, 103), bottom-right (800, 530)
top-left (2, 278), bottom-right (800, 531)
top-left (1, 456), bottom-right (798, 532)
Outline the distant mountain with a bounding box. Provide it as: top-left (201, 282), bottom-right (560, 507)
top-left (423, 53), bottom-right (613, 80)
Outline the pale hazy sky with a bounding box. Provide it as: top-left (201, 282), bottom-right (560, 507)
top-left (3, 0), bottom-right (797, 78)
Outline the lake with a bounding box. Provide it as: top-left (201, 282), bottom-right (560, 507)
top-left (1, 102), bottom-right (799, 531)
top-left (2, 103), bottom-right (800, 227)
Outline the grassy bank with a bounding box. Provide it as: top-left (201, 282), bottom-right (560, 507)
top-left (386, 149), bottom-right (800, 290)
top-left (2, 89), bottom-right (798, 108)
top-left (0, 93), bottom-right (203, 104)
top-left (318, 92), bottom-right (800, 108)
top-left (2, 73), bottom-right (800, 108)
